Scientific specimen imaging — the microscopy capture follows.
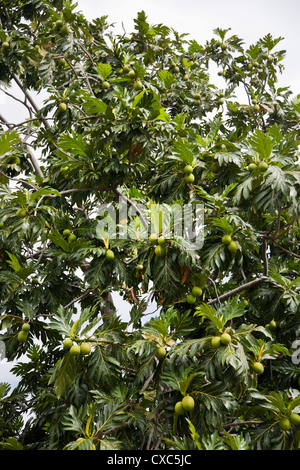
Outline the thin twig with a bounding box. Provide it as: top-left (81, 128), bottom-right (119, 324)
top-left (208, 276), bottom-right (221, 305)
top-left (0, 170), bottom-right (38, 190)
top-left (272, 242), bottom-right (300, 259)
top-left (64, 285), bottom-right (100, 309)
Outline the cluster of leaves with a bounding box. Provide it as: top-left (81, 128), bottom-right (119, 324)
top-left (0, 0), bottom-right (299, 451)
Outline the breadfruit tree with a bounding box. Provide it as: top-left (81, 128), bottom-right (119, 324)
top-left (0, 0), bottom-right (299, 451)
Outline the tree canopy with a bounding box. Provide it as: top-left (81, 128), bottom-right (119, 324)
top-left (0, 0), bottom-right (299, 451)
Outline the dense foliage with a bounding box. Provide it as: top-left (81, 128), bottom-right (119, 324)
top-left (0, 0), bottom-right (300, 451)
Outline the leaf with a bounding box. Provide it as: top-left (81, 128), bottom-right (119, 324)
top-left (48, 229), bottom-right (70, 252)
top-left (47, 305), bottom-right (74, 337)
top-left (291, 95), bottom-right (300, 115)
top-left (62, 404), bottom-right (86, 434)
top-left (173, 137), bottom-right (194, 164)
top-left (0, 437), bottom-right (23, 450)
top-left (132, 89), bottom-right (149, 108)
top-left (222, 430), bottom-right (249, 450)
top-left (64, 437), bottom-right (96, 450)
top-left (158, 70), bottom-right (176, 88)
top-left (0, 130), bottom-right (20, 157)
top-left (82, 95), bottom-right (108, 114)
top-left (29, 187), bottom-right (61, 203)
top-left (264, 165), bottom-right (289, 194)
top-left (153, 107), bottom-right (170, 123)
top-left (248, 129), bottom-right (273, 160)
top-left (186, 419), bottom-right (202, 450)
top-left (233, 176), bottom-right (253, 203)
top-left (5, 252), bottom-right (22, 272)
top-left (49, 354), bottom-right (79, 398)
top-left (58, 131), bottom-right (88, 157)
top-left (201, 432), bottom-right (225, 450)
top-left (97, 62), bottom-right (112, 80)
top-left (210, 217), bottom-right (233, 234)
top-left (259, 33), bottom-right (284, 51)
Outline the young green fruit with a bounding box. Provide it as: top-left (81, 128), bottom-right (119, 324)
top-left (222, 234), bottom-right (232, 245)
top-left (21, 323), bottom-right (30, 332)
top-left (2, 41), bottom-right (10, 50)
top-left (174, 401), bottom-right (185, 415)
top-left (186, 294), bottom-right (196, 305)
top-left (122, 64), bottom-right (131, 73)
top-left (17, 331), bottom-right (28, 343)
top-left (134, 80), bottom-right (143, 91)
top-left (63, 229), bottom-right (71, 237)
top-left (105, 249), bottom-right (115, 261)
top-left (16, 208), bottom-right (27, 218)
top-left (155, 245), bottom-right (166, 257)
top-left (184, 173), bottom-right (195, 184)
top-left (60, 24), bottom-right (71, 36)
top-left (58, 102), bottom-right (67, 112)
top-left (258, 161), bottom-right (269, 172)
top-left (63, 338), bottom-right (73, 349)
top-left (252, 362), bottom-right (264, 375)
top-left (80, 342), bottom-right (91, 356)
top-left (155, 346), bottom-right (166, 360)
top-left (220, 332), bottom-right (231, 345)
top-left (278, 417), bottom-right (291, 431)
top-left (54, 20), bottom-right (64, 30)
top-left (0, 222), bottom-right (4, 228)
top-left (211, 336), bottom-right (221, 349)
top-left (149, 233), bottom-right (159, 244)
top-left (183, 165), bottom-right (193, 174)
top-left (68, 233), bottom-right (77, 242)
top-left (191, 286), bottom-right (202, 297)
top-left (248, 163), bottom-right (257, 171)
top-left (102, 81), bottom-right (110, 89)
top-left (182, 395), bottom-right (195, 411)
top-left (128, 70), bottom-right (136, 78)
top-left (158, 236), bottom-right (167, 246)
top-left (227, 240), bottom-right (238, 255)
top-left (269, 319), bottom-right (276, 331)
top-left (210, 162), bottom-right (219, 173)
top-left (69, 344), bottom-right (81, 356)
top-left (289, 413), bottom-right (300, 426)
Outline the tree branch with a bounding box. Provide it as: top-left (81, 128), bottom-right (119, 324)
top-left (113, 188), bottom-right (148, 230)
top-left (64, 285), bottom-right (101, 309)
top-left (0, 106), bottom-right (44, 177)
top-left (262, 238), bottom-right (269, 276)
top-left (13, 74), bottom-right (51, 129)
top-left (0, 170), bottom-right (38, 190)
top-left (223, 420), bottom-right (263, 429)
top-left (207, 277), bottom-right (268, 305)
top-left (272, 242), bottom-right (300, 259)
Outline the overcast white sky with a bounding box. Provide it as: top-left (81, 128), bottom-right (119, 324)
top-left (75, 0), bottom-right (300, 93)
top-left (1, 0), bottom-right (299, 385)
